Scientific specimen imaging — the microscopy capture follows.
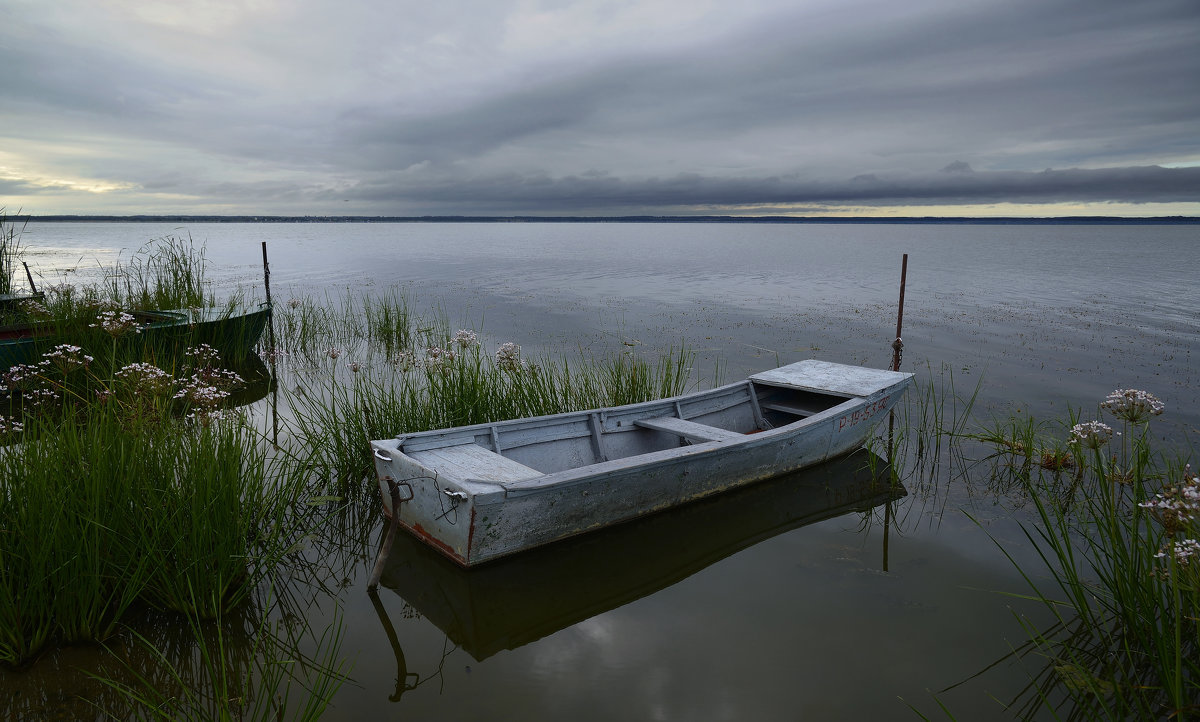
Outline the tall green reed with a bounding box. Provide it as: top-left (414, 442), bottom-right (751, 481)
top-left (0, 210), bottom-right (24, 297)
top-left (0, 343), bottom-right (314, 666)
top-left (286, 334), bottom-right (696, 486)
top-left (23, 234), bottom-right (220, 336)
top-left (101, 234), bottom-right (212, 311)
top-left (970, 390), bottom-right (1197, 719)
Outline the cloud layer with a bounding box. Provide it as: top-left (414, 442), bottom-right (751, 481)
top-left (2, 0), bottom-right (1197, 215)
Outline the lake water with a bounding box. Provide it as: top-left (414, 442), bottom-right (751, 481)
top-left (6, 221), bottom-right (1198, 719)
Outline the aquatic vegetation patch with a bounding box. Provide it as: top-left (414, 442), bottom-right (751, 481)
top-left (274, 290), bottom-right (696, 487)
top-left (0, 345), bottom-right (311, 666)
top-left (968, 389), bottom-right (1198, 719)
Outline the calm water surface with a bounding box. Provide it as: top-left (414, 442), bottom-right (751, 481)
top-left (6, 221), bottom-right (1198, 720)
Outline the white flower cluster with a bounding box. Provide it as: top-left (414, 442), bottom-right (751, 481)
top-left (287, 298), bottom-right (302, 309)
top-left (42, 344), bottom-right (94, 373)
top-left (0, 415), bottom-right (24, 434)
top-left (186, 408), bottom-right (229, 426)
top-left (90, 310), bottom-right (143, 337)
top-left (1068, 420), bottom-right (1116, 449)
top-left (495, 342), bottom-right (522, 372)
top-left (453, 329), bottom-right (479, 349)
top-left (22, 387), bottom-right (59, 409)
top-left (174, 367), bottom-right (244, 419)
top-left (115, 362), bottom-right (175, 396)
top-left (391, 351), bottom-right (420, 372)
top-left (1154, 538), bottom-right (1200, 568)
top-left (424, 345), bottom-right (456, 371)
top-left (1101, 388), bottom-right (1165, 424)
top-left (326, 347), bottom-right (342, 360)
top-left (174, 380), bottom-right (231, 408)
top-left (2, 363), bottom-right (45, 392)
top-left (1139, 468), bottom-right (1200, 533)
top-left (184, 343), bottom-right (221, 369)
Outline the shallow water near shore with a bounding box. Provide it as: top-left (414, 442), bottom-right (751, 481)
top-left (5, 221), bottom-right (1197, 719)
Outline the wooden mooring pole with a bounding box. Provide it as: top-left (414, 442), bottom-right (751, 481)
top-left (22, 262), bottom-right (37, 295)
top-left (884, 253), bottom-right (908, 573)
top-left (262, 242), bottom-right (279, 446)
top-left (891, 253), bottom-right (907, 373)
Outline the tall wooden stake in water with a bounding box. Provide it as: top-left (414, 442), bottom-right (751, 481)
top-left (22, 262), bottom-right (37, 295)
top-left (884, 253), bottom-right (908, 572)
top-left (262, 242), bottom-right (279, 446)
top-left (891, 254), bottom-right (907, 373)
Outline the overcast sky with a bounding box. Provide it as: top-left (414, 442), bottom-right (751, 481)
top-left (2, 0), bottom-right (1198, 216)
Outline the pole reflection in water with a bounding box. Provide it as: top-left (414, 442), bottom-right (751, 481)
top-left (369, 449), bottom-right (903, 701)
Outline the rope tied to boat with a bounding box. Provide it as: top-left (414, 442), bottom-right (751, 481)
top-left (891, 336), bottom-right (903, 370)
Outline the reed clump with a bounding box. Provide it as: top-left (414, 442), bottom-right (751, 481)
top-left (0, 234), bottom-right (357, 720)
top-left (280, 313), bottom-right (695, 485)
top-left (39, 234), bottom-right (215, 317)
top-left (0, 343), bottom-right (311, 667)
top-left (969, 390), bottom-right (1198, 720)
top-left (0, 211), bottom-right (24, 298)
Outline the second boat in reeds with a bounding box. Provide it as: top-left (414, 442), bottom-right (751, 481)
top-left (0, 304), bottom-right (272, 371)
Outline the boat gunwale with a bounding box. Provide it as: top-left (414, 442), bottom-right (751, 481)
top-left (392, 364), bottom-right (912, 454)
top-left (393, 378), bottom-right (761, 453)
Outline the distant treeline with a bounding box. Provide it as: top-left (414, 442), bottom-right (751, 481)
top-left (10, 214), bottom-right (1200, 225)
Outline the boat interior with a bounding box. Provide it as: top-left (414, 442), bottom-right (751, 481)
top-left (396, 379), bottom-right (855, 481)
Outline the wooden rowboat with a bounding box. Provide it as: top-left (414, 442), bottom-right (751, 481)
top-left (369, 359), bottom-right (913, 568)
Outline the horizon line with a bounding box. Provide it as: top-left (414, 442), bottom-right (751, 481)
top-left (7, 214), bottom-right (1199, 225)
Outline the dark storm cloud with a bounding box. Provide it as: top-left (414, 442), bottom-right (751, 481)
top-left (342, 165), bottom-right (1200, 212)
top-left (328, 0), bottom-right (1200, 182)
top-left (3, 0), bottom-right (1198, 214)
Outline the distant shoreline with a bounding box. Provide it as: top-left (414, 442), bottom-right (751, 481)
top-left (8, 214), bottom-right (1200, 225)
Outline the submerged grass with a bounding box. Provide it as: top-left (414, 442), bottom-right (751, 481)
top-left (92, 590), bottom-right (348, 722)
top-left (877, 366), bottom-right (1198, 718)
top-left (25, 234), bottom-right (219, 324)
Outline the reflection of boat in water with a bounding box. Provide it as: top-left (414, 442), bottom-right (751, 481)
top-left (224, 350), bottom-right (272, 408)
top-left (373, 450), bottom-right (903, 663)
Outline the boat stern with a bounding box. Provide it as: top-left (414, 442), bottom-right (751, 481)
top-left (369, 438), bottom-right (505, 566)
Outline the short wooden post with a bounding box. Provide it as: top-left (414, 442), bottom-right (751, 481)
top-left (22, 262), bottom-right (37, 295)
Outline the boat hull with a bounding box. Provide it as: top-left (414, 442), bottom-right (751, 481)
top-left (371, 360), bottom-right (912, 566)
top-left (0, 305), bottom-right (270, 370)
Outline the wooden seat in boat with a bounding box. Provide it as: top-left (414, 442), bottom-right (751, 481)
top-left (408, 442), bottom-right (543, 483)
top-left (633, 417), bottom-right (743, 443)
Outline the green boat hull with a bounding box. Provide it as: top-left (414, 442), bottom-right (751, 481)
top-left (0, 305), bottom-right (271, 371)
